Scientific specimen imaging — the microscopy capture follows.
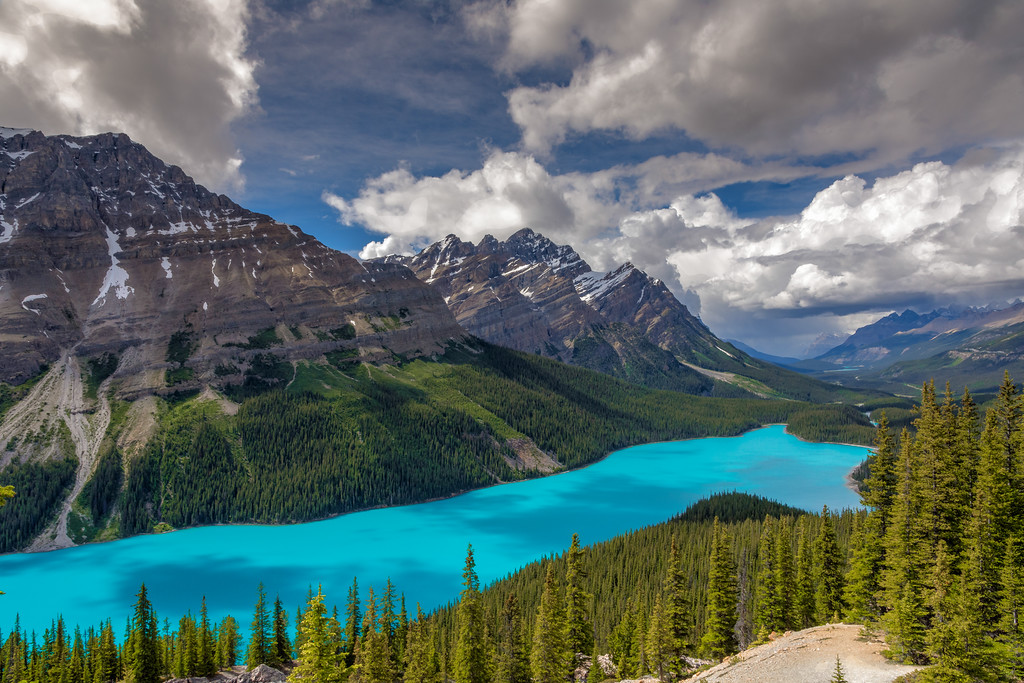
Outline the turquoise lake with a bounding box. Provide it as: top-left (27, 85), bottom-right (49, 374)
top-left (0, 425), bottom-right (868, 635)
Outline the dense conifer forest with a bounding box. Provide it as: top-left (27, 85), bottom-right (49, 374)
top-left (2, 372), bottom-right (1019, 682)
top-left (2, 342), bottom-right (873, 546)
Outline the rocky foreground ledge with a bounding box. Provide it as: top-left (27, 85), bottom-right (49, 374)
top-left (167, 663), bottom-right (286, 683)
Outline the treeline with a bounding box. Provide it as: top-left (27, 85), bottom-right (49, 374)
top-left (110, 344), bottom-right (870, 538)
top-left (0, 457), bottom-right (76, 553)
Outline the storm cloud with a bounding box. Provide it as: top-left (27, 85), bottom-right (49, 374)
top-left (0, 0), bottom-right (257, 192)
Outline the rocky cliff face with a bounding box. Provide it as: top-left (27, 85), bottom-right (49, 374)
top-left (0, 127), bottom-right (464, 395)
top-left (384, 229), bottom-right (736, 393)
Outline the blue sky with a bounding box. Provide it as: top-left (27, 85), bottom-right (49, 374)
top-left (2, 0), bottom-right (1023, 355)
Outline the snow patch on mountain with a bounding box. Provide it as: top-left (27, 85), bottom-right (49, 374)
top-left (92, 228), bottom-right (134, 306)
top-left (575, 264), bottom-right (636, 304)
top-left (161, 257), bottom-right (172, 279)
top-left (21, 294), bottom-right (47, 314)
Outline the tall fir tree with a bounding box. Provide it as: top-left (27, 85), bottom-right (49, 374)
top-left (700, 518), bottom-right (738, 660)
top-left (794, 518), bottom-right (816, 629)
top-left (494, 594), bottom-right (529, 683)
top-left (815, 506), bottom-right (845, 622)
top-left (288, 587), bottom-right (337, 683)
top-left (125, 584), bottom-right (159, 683)
top-left (272, 596), bottom-right (292, 667)
top-left (564, 534), bottom-right (594, 657)
top-left (754, 516), bottom-right (782, 634)
top-left (453, 545), bottom-right (489, 683)
top-left (662, 535), bottom-right (690, 675)
top-left (343, 578), bottom-right (360, 668)
top-left (246, 583), bottom-right (272, 669)
top-left (532, 564), bottom-right (569, 683)
top-left (403, 605), bottom-right (439, 683)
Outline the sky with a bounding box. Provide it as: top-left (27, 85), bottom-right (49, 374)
top-left (1, 0), bottom-right (1023, 355)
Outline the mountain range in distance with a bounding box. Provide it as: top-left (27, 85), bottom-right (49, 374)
top-left (781, 303), bottom-right (1024, 394)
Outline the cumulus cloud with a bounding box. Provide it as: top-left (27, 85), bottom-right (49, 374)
top-left (332, 141), bottom-right (1024, 354)
top-left (492, 0), bottom-right (1024, 161)
top-left (0, 0), bottom-right (257, 192)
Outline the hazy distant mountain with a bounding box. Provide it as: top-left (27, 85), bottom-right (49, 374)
top-left (798, 304), bottom-right (1024, 392)
top-left (802, 333), bottom-right (849, 360)
top-left (726, 339), bottom-right (802, 367)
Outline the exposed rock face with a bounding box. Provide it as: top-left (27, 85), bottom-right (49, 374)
top-left (0, 127), bottom-right (464, 393)
top-left (385, 229), bottom-right (734, 393)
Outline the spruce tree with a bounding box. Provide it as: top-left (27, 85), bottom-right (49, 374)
top-left (1000, 536), bottom-right (1024, 679)
top-left (343, 578), bottom-right (360, 668)
top-left (288, 587), bottom-right (337, 683)
top-left (495, 594), bottom-right (529, 683)
top-left (700, 518), bottom-right (738, 660)
top-left (610, 598), bottom-right (641, 678)
top-left (815, 505), bottom-right (845, 622)
top-left (663, 535), bottom-right (690, 674)
top-left (645, 595), bottom-right (672, 683)
top-left (774, 520), bottom-right (796, 630)
top-left (454, 545), bottom-right (489, 683)
top-left (830, 655), bottom-right (847, 683)
top-left (585, 644), bottom-right (604, 683)
top-left (564, 533), bottom-right (594, 657)
top-left (794, 518), bottom-right (816, 629)
top-left (755, 516), bottom-right (782, 634)
top-left (403, 605), bottom-right (439, 683)
top-left (216, 616), bottom-right (240, 669)
top-left (125, 584), bottom-right (159, 683)
top-left (246, 582), bottom-right (272, 669)
top-left (272, 596), bottom-right (292, 667)
top-left (532, 564), bottom-right (569, 683)
top-left (198, 597), bottom-right (216, 676)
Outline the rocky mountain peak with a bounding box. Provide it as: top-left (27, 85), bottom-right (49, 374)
top-left (0, 127), bottom-right (464, 391)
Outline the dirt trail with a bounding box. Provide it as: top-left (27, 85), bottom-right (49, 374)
top-left (689, 624), bottom-right (921, 683)
top-left (20, 355), bottom-right (111, 551)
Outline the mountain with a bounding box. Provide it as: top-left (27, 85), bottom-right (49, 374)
top-left (384, 230), bottom-right (866, 402)
top-left (726, 339), bottom-right (802, 367)
top-left (0, 127), bottom-right (464, 396)
top-left (801, 332), bottom-right (848, 360)
top-left (797, 303), bottom-right (1024, 392)
top-left (0, 127), bottom-right (872, 553)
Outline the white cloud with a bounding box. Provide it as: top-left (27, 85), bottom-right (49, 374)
top-left (333, 141), bottom-right (1024, 354)
top-left (0, 0), bottom-right (257, 192)
top-left (495, 0), bottom-right (1024, 161)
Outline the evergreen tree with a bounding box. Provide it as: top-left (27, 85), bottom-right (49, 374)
top-left (585, 644), bottom-right (604, 683)
top-left (1000, 536), bottom-right (1024, 679)
top-left (700, 518), bottom-right (738, 660)
top-left (662, 535), bottom-right (690, 674)
top-left (610, 599), bottom-right (641, 678)
top-left (645, 595), bottom-right (672, 683)
top-left (774, 520), bottom-right (796, 630)
top-left (93, 621), bottom-right (118, 683)
top-left (830, 655), bottom-right (847, 683)
top-left (125, 584), bottom-right (159, 683)
top-left (272, 596), bottom-right (292, 667)
top-left (564, 533), bottom-right (594, 657)
top-left (454, 545), bottom-right (489, 683)
top-left (403, 605), bottom-right (439, 683)
top-left (289, 587), bottom-right (337, 683)
top-left (216, 617), bottom-right (240, 670)
top-left (794, 518), bottom-right (816, 629)
top-left (343, 579), bottom-right (360, 668)
top-left (815, 506), bottom-right (845, 621)
top-left (494, 594), bottom-right (529, 683)
top-left (755, 516), bottom-right (782, 633)
top-left (198, 597), bottom-right (216, 676)
top-left (246, 583), bottom-right (272, 669)
top-left (532, 564), bottom-right (569, 683)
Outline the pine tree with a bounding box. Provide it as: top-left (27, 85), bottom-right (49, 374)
top-left (198, 597), bottom-right (216, 676)
top-left (343, 578), bottom-right (360, 668)
top-left (830, 655), bottom-right (847, 683)
top-left (663, 534), bottom-right (690, 674)
top-left (359, 587), bottom-right (394, 683)
top-left (645, 595), bottom-right (672, 683)
top-left (815, 505), bottom-right (845, 622)
top-left (403, 605), bottom-right (439, 683)
top-left (585, 644), bottom-right (604, 683)
top-left (454, 545), bottom-right (489, 683)
top-left (774, 520), bottom-right (796, 630)
top-left (288, 587), bottom-right (337, 683)
top-left (125, 584), bottom-right (159, 683)
top-left (1000, 536), bottom-right (1024, 679)
top-left (564, 533), bottom-right (594, 657)
top-left (272, 596), bottom-right (292, 667)
top-left (700, 518), bottom-right (738, 660)
top-left (216, 616), bottom-right (240, 670)
top-left (755, 516), bottom-right (782, 633)
top-left (610, 598), bottom-right (641, 678)
top-left (794, 518), bottom-right (816, 629)
top-left (532, 563), bottom-right (569, 683)
top-left (246, 582), bottom-right (272, 669)
top-left (494, 594), bottom-right (529, 683)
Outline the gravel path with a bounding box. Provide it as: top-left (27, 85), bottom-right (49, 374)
top-left (690, 624), bottom-right (921, 683)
